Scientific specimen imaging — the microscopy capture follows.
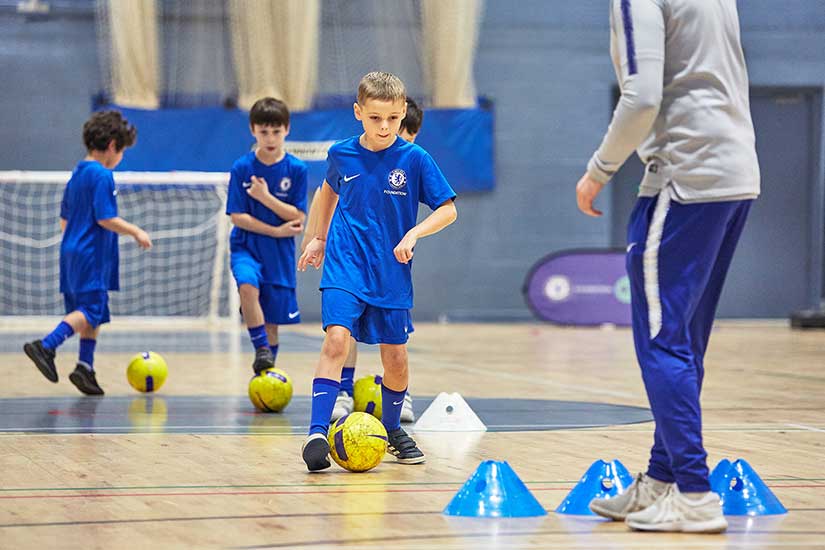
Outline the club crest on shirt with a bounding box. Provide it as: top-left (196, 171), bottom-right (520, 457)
top-left (388, 169), bottom-right (407, 190)
top-left (279, 177), bottom-right (292, 192)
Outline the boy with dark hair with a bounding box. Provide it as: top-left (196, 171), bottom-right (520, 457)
top-left (398, 97), bottom-right (423, 143)
top-left (301, 96), bottom-right (427, 424)
top-left (227, 97), bottom-right (307, 374)
top-left (24, 110), bottom-right (152, 395)
top-left (299, 72), bottom-right (457, 471)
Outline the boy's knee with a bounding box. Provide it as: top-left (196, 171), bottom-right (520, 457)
top-left (238, 283), bottom-right (259, 298)
top-left (322, 329), bottom-right (351, 361)
top-left (381, 345), bottom-right (408, 371)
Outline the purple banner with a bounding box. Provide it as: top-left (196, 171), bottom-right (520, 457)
top-left (523, 249), bottom-right (631, 326)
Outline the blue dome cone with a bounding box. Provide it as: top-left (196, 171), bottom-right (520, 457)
top-left (709, 458), bottom-right (732, 491)
top-left (712, 458), bottom-right (787, 516)
top-left (443, 460), bottom-right (547, 517)
top-left (555, 459), bottom-right (634, 515)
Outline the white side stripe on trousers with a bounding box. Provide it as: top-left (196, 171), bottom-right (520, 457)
top-left (643, 185), bottom-right (673, 339)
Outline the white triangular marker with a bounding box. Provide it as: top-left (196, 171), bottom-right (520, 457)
top-left (413, 392), bottom-right (487, 432)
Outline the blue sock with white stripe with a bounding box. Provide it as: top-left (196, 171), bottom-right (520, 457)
top-left (340, 367), bottom-right (355, 397)
top-left (309, 378), bottom-right (340, 436)
top-left (42, 321), bottom-right (74, 350)
top-left (247, 325), bottom-right (269, 350)
top-left (381, 384), bottom-right (406, 433)
top-left (79, 338), bottom-right (96, 370)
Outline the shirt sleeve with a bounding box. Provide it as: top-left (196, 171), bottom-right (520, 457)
top-left (293, 163), bottom-right (309, 213)
top-left (92, 170), bottom-right (118, 221)
top-left (324, 151), bottom-right (341, 194)
top-left (587, 0), bottom-right (665, 184)
top-left (419, 152), bottom-right (457, 210)
top-left (225, 166), bottom-right (249, 215)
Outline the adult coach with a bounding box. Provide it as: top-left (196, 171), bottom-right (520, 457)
top-left (576, 0), bottom-right (760, 533)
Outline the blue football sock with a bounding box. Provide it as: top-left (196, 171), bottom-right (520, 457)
top-left (42, 321), bottom-right (74, 350)
top-left (247, 325), bottom-right (269, 350)
top-left (340, 367), bottom-right (355, 397)
top-left (381, 384), bottom-right (406, 433)
top-left (269, 344), bottom-right (279, 364)
top-left (308, 378), bottom-right (341, 436)
top-left (78, 338), bottom-right (97, 370)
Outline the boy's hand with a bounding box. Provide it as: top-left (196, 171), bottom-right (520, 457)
top-left (394, 231), bottom-right (417, 264)
top-left (134, 229), bottom-right (153, 250)
top-left (298, 238), bottom-right (325, 271)
top-left (246, 176), bottom-right (272, 202)
top-left (273, 219), bottom-right (303, 238)
top-left (576, 172), bottom-right (605, 217)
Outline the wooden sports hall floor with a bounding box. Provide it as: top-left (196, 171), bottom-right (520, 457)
top-left (0, 322), bottom-right (823, 549)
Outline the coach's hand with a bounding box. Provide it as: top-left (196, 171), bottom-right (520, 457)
top-left (394, 231), bottom-right (417, 264)
top-left (298, 237), bottom-right (325, 271)
top-left (576, 172), bottom-right (605, 217)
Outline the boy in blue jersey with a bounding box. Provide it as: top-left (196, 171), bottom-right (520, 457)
top-left (301, 97), bottom-right (425, 424)
top-left (298, 72), bottom-right (457, 471)
top-left (24, 110), bottom-right (152, 395)
top-left (226, 97), bottom-right (307, 374)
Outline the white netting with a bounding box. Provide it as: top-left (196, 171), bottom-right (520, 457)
top-left (0, 171), bottom-right (237, 325)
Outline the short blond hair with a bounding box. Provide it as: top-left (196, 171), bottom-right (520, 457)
top-left (357, 71), bottom-right (406, 105)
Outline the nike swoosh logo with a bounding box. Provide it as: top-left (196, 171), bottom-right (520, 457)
top-left (288, 311), bottom-right (300, 319)
top-left (313, 392), bottom-right (327, 397)
top-left (343, 174), bottom-right (360, 183)
top-left (627, 242), bottom-right (637, 253)
top-left (392, 400), bottom-right (404, 406)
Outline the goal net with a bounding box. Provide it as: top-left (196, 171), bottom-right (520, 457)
top-left (0, 171), bottom-right (238, 326)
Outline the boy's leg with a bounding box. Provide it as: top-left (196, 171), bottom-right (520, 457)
top-left (303, 325), bottom-right (351, 471)
top-left (380, 343), bottom-right (424, 464)
top-left (331, 338), bottom-right (357, 422)
top-left (25, 299), bottom-right (90, 383)
top-left (380, 343), bottom-right (409, 432)
top-left (260, 284), bottom-right (302, 367)
top-left (239, 283), bottom-right (273, 373)
top-left (303, 289), bottom-right (365, 471)
top-left (341, 338), bottom-right (357, 396)
top-left (69, 324), bottom-right (104, 396)
top-left (265, 324), bottom-right (279, 364)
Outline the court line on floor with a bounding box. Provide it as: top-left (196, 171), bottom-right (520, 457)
top-left (786, 423), bottom-right (825, 433)
top-left (2, 484), bottom-right (823, 501)
top-left (0, 509), bottom-right (820, 532)
top-left (234, 530), bottom-right (825, 549)
top-left (2, 478), bottom-right (824, 493)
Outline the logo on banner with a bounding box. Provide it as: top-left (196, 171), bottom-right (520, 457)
top-left (613, 275), bottom-right (631, 304)
top-left (544, 275), bottom-right (571, 302)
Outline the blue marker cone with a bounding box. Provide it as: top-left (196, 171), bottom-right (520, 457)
top-left (555, 459), bottom-right (634, 515)
top-left (443, 460), bottom-right (547, 517)
top-left (711, 458), bottom-right (787, 516)
top-left (709, 458), bottom-right (732, 491)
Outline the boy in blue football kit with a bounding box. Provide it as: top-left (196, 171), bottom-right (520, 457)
top-left (576, 0), bottom-right (759, 533)
top-left (226, 97), bottom-right (307, 374)
top-left (24, 110), bottom-right (152, 395)
top-left (299, 73), bottom-right (457, 471)
top-left (302, 97), bottom-right (425, 424)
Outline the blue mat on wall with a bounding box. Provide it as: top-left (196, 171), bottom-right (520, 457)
top-left (113, 106), bottom-right (494, 193)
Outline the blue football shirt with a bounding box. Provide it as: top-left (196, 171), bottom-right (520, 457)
top-left (59, 160), bottom-right (120, 293)
top-left (320, 136), bottom-right (456, 309)
top-left (226, 151), bottom-right (308, 289)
